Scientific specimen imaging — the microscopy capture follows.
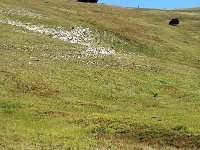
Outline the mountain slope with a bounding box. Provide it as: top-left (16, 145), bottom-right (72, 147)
top-left (0, 0), bottom-right (200, 149)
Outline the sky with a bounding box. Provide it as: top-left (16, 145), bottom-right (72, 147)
top-left (99, 0), bottom-right (200, 9)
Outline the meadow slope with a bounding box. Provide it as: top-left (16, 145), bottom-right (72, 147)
top-left (0, 0), bottom-right (200, 149)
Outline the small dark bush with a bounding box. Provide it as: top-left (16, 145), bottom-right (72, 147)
top-left (172, 125), bottom-right (187, 132)
top-left (77, 0), bottom-right (98, 3)
top-left (169, 18), bottom-right (180, 26)
top-left (153, 93), bottom-right (159, 97)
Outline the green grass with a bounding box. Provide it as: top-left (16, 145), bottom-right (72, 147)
top-left (0, 0), bottom-right (200, 149)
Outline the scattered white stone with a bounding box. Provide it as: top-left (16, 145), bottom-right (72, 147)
top-left (82, 47), bottom-right (115, 56)
top-left (0, 7), bottom-right (45, 19)
top-left (15, 29), bottom-right (26, 33)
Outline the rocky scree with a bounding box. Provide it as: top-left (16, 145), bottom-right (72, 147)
top-left (0, 19), bottom-right (116, 56)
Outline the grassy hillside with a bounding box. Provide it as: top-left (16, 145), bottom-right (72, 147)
top-left (0, 0), bottom-right (200, 149)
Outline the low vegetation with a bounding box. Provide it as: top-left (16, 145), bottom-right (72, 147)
top-left (0, 0), bottom-right (200, 149)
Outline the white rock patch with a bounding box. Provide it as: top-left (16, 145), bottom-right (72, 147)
top-left (0, 19), bottom-right (115, 56)
top-left (0, 20), bottom-right (94, 45)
